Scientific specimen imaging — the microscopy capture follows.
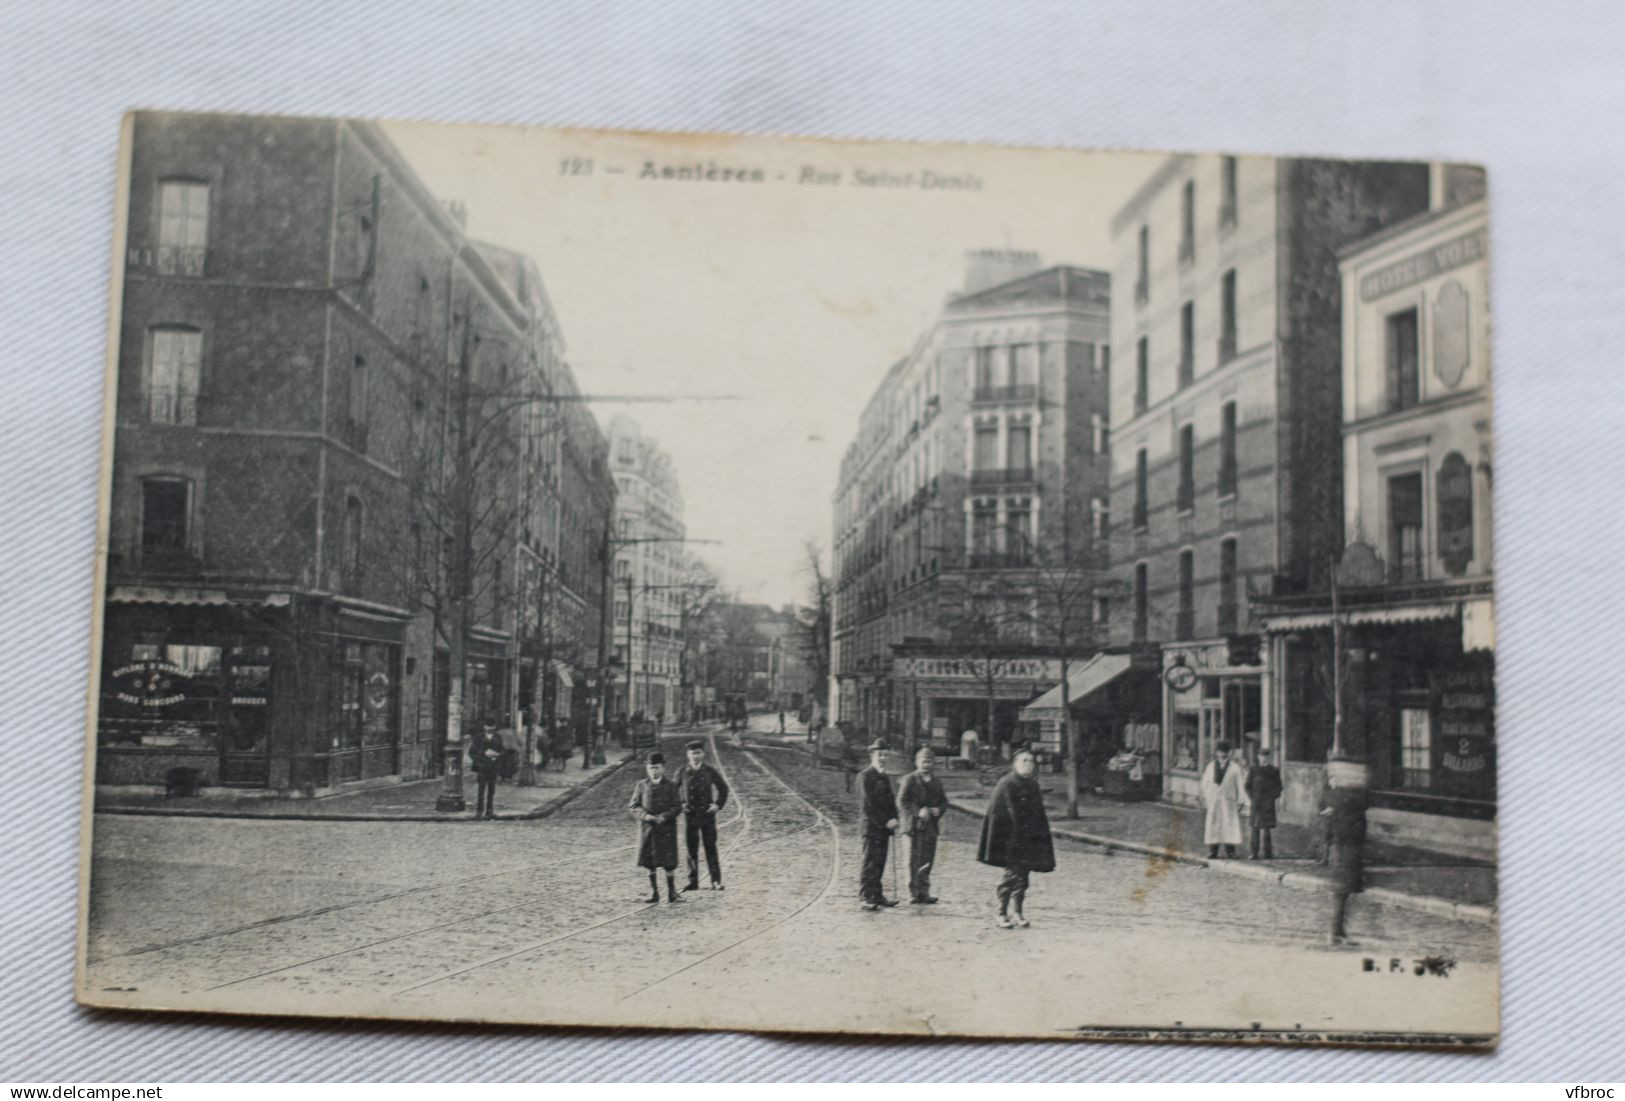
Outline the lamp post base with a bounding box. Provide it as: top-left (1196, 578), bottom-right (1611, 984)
top-left (435, 793), bottom-right (467, 813)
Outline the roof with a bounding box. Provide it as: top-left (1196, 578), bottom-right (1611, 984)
top-left (946, 265), bottom-right (1109, 313)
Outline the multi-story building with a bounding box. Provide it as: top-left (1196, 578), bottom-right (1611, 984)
top-left (1104, 154), bottom-right (1435, 809)
top-left (704, 602), bottom-right (810, 711)
top-left (1257, 183), bottom-right (1493, 853)
top-left (607, 415), bottom-right (686, 719)
top-left (96, 112), bottom-right (608, 795)
top-left (834, 250), bottom-right (1114, 755)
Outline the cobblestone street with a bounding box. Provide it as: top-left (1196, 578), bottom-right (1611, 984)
top-left (84, 724), bottom-right (1497, 1039)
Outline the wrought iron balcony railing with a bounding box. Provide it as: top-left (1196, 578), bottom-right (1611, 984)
top-left (972, 384), bottom-right (1038, 405)
top-left (128, 245), bottom-right (208, 278)
top-left (970, 467), bottom-right (1035, 487)
top-left (146, 389), bottom-right (198, 426)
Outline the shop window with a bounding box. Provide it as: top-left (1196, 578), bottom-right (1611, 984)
top-left (1386, 308), bottom-right (1421, 412)
top-left (1177, 550), bottom-right (1195, 640)
top-left (99, 638), bottom-right (223, 750)
top-left (1171, 711), bottom-right (1199, 772)
top-left (1399, 708), bottom-right (1432, 789)
top-left (1387, 472), bottom-right (1425, 581)
top-left (140, 477), bottom-right (191, 561)
top-left (1135, 337), bottom-right (1149, 414)
top-left (147, 327), bottom-right (202, 424)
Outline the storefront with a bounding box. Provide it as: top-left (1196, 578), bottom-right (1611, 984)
top-left (1159, 636), bottom-right (1269, 808)
top-left (892, 649), bottom-right (1060, 757)
top-left (290, 602), bottom-right (409, 790)
top-left (1019, 651), bottom-right (1163, 782)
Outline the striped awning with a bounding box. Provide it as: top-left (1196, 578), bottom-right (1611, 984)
top-left (1020, 653), bottom-right (1134, 721)
top-left (1260, 602), bottom-right (1459, 632)
top-left (108, 585), bottom-right (290, 607)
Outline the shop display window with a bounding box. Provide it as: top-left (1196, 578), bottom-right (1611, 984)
top-left (1171, 711), bottom-right (1200, 772)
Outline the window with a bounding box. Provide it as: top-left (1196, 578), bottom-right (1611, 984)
top-left (1386, 308), bottom-right (1420, 412)
top-left (1179, 180), bottom-right (1195, 264)
top-left (147, 327), bottom-right (201, 425)
top-left (1177, 550), bottom-right (1195, 640)
top-left (1092, 496), bottom-right (1109, 539)
top-left (157, 179), bottom-right (209, 275)
top-left (1010, 344), bottom-right (1036, 388)
top-left (1177, 424), bottom-right (1195, 513)
top-left (1005, 502), bottom-right (1032, 561)
top-left (1388, 472), bottom-right (1425, 581)
top-left (1218, 537), bottom-right (1238, 634)
top-left (1218, 401), bottom-right (1238, 496)
top-left (615, 600), bottom-right (629, 623)
top-left (1178, 301), bottom-right (1195, 387)
top-left (971, 502), bottom-right (997, 556)
top-left (1091, 412), bottom-right (1109, 454)
top-left (1094, 595), bottom-right (1110, 628)
top-left (141, 477), bottom-right (191, 558)
top-left (973, 424), bottom-right (999, 470)
top-left (1135, 225), bottom-right (1150, 304)
top-left (1220, 156), bottom-right (1238, 227)
top-left (342, 497), bottom-right (364, 588)
top-left (1135, 337), bottom-right (1149, 414)
top-left (974, 345), bottom-right (1001, 392)
top-left (1399, 708), bottom-right (1432, 789)
top-left (1133, 449), bottom-right (1149, 529)
top-left (1006, 423), bottom-right (1031, 471)
top-left (1133, 563), bottom-right (1149, 642)
top-left (347, 355), bottom-right (369, 450)
top-left (1219, 269), bottom-right (1238, 362)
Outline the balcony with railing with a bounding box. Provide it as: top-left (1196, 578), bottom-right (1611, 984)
top-left (970, 467), bottom-right (1036, 488)
top-left (972, 384), bottom-right (1038, 405)
top-left (968, 550), bottom-right (1032, 570)
top-left (128, 245), bottom-right (209, 278)
top-left (146, 388), bottom-right (199, 426)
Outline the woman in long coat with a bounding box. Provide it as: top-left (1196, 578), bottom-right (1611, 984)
top-left (1200, 740), bottom-right (1248, 859)
top-left (629, 752), bottom-right (685, 903)
top-left (978, 745), bottom-right (1055, 928)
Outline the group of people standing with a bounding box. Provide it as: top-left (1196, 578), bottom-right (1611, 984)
top-left (627, 740), bottom-right (732, 903)
top-left (857, 741), bottom-right (1055, 929)
top-left (1199, 740), bottom-right (1286, 861)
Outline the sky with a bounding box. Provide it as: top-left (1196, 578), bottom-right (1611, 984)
top-left (381, 120), bottom-right (1159, 606)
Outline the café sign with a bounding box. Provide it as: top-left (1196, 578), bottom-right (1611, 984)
top-left (109, 661), bottom-right (189, 708)
top-left (895, 656), bottom-right (1062, 682)
top-left (1359, 228), bottom-right (1487, 302)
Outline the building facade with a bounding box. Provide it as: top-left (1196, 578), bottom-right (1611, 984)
top-left (1257, 187), bottom-right (1493, 854)
top-left (97, 112), bottom-right (611, 795)
top-left (1105, 154), bottom-right (1434, 808)
top-left (607, 415), bottom-right (686, 720)
top-left (834, 251), bottom-right (1114, 757)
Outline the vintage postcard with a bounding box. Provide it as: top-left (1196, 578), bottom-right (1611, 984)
top-left (78, 111), bottom-right (1497, 1046)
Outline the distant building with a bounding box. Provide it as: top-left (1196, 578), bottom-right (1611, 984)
top-left (706, 602), bottom-right (810, 710)
top-left (607, 415), bottom-right (685, 719)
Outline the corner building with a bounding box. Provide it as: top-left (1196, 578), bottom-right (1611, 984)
top-left (1105, 154), bottom-right (1433, 809)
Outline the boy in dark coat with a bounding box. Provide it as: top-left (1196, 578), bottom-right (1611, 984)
top-left (1245, 747), bottom-right (1284, 859)
top-left (978, 744), bottom-right (1055, 928)
top-left (1321, 772), bottom-right (1369, 943)
top-left (897, 745), bottom-right (948, 904)
top-left (674, 739), bottom-right (731, 891)
top-left (468, 725), bottom-right (505, 819)
top-left (629, 752), bottom-right (685, 903)
top-left (857, 741), bottom-right (900, 910)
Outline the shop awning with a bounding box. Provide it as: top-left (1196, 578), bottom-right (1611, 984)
top-left (1260, 602), bottom-right (1460, 632)
top-left (1461, 598), bottom-right (1495, 652)
top-left (549, 660), bottom-right (574, 688)
top-left (108, 585), bottom-right (290, 607)
top-left (1020, 653), bottom-right (1134, 721)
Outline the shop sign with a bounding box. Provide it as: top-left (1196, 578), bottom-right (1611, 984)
top-left (1359, 227), bottom-right (1487, 302)
top-left (108, 661), bottom-right (190, 708)
top-left (1437, 452), bottom-right (1475, 577)
top-left (895, 656), bottom-right (1061, 682)
top-left (1436, 667), bottom-right (1493, 780)
top-left (1164, 662), bottom-right (1197, 691)
top-left (1226, 635), bottom-right (1261, 667)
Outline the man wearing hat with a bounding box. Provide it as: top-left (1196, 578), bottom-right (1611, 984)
top-left (468, 723), bottom-right (506, 819)
top-left (628, 751), bottom-right (685, 903)
top-left (1245, 746), bottom-right (1284, 860)
top-left (897, 744), bottom-right (948, 904)
top-left (674, 739), bottom-right (731, 891)
top-left (857, 740), bottom-right (900, 910)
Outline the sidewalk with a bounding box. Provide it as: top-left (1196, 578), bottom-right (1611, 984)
top-left (740, 733), bottom-right (1497, 926)
top-left (94, 755), bottom-right (632, 822)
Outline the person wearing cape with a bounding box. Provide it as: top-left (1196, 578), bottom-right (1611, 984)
top-left (977, 744), bottom-right (1055, 928)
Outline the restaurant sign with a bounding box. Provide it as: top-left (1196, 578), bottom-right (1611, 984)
top-left (108, 661), bottom-right (190, 708)
top-left (1359, 227), bottom-right (1487, 302)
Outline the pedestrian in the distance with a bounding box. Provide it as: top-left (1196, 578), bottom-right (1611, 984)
top-left (468, 723), bottom-right (505, 819)
top-left (1201, 739), bottom-right (1247, 859)
top-left (978, 744), bottom-right (1054, 928)
top-left (778, 708), bottom-right (786, 733)
top-left (897, 744), bottom-right (948, 904)
top-left (858, 740), bottom-right (900, 910)
top-left (629, 752), bottom-right (685, 904)
top-left (675, 739), bottom-right (731, 891)
top-left (1245, 747), bottom-right (1284, 859)
top-left (1321, 767), bottom-right (1369, 943)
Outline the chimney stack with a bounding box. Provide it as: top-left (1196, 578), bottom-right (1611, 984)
top-left (962, 248), bottom-right (1042, 295)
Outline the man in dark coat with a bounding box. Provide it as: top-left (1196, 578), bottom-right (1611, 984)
top-left (468, 724), bottom-right (505, 819)
top-left (1245, 747), bottom-right (1284, 859)
top-left (857, 741), bottom-right (900, 910)
top-left (1321, 771), bottom-right (1369, 943)
top-left (978, 744), bottom-right (1055, 928)
top-left (628, 752), bottom-right (685, 903)
top-left (674, 739), bottom-right (731, 891)
top-left (897, 744), bottom-right (948, 904)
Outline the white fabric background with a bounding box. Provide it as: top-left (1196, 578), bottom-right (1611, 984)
top-left (2, 0), bottom-right (1621, 1081)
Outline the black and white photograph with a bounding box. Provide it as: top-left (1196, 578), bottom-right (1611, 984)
top-left (76, 111), bottom-right (1498, 1045)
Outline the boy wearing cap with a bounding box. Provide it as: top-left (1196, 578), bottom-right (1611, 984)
top-left (897, 744), bottom-right (948, 904)
top-left (1245, 746), bottom-right (1284, 859)
top-left (857, 740), bottom-right (900, 910)
top-left (674, 739), bottom-right (731, 891)
top-left (628, 752), bottom-right (685, 903)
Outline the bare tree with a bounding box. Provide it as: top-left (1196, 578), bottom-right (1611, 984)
top-left (796, 539), bottom-right (832, 713)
